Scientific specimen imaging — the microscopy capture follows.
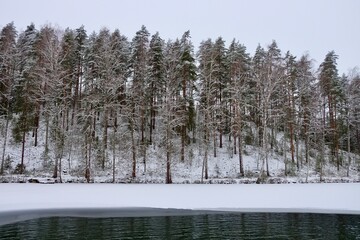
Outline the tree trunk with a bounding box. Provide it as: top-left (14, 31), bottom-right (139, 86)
top-left (149, 108), bottom-right (153, 145)
top-left (72, 61), bottom-right (81, 126)
top-left (304, 113), bottom-right (309, 163)
top-left (166, 150), bottom-right (172, 184)
top-left (180, 73), bottom-right (187, 163)
top-left (213, 131), bottom-right (217, 158)
top-left (347, 115), bottom-right (351, 177)
top-left (143, 144), bottom-right (147, 173)
top-left (0, 116), bottom-right (10, 175)
top-left (284, 130), bottom-right (288, 176)
top-left (270, 127), bottom-right (274, 150)
top-left (219, 130), bottom-right (223, 148)
top-left (102, 107), bottom-right (108, 170)
top-left (33, 104), bottom-right (40, 147)
top-left (202, 122), bottom-right (209, 182)
top-left (334, 103), bottom-right (339, 170)
top-left (112, 126), bottom-right (116, 183)
top-left (130, 120), bottom-right (136, 178)
top-left (295, 133), bottom-right (300, 170)
top-left (289, 120), bottom-right (295, 164)
top-left (305, 143), bottom-right (310, 183)
top-left (20, 131), bottom-right (26, 174)
top-left (59, 154), bottom-right (62, 183)
top-left (238, 135), bottom-right (244, 177)
top-left (45, 112), bottom-right (49, 153)
top-left (233, 133), bottom-right (237, 155)
top-left (181, 125), bottom-right (185, 162)
top-left (203, 146), bottom-right (208, 181)
top-left (263, 113), bottom-right (270, 177)
top-left (87, 134), bottom-right (92, 183)
top-left (149, 92), bottom-right (154, 145)
top-left (53, 157), bottom-right (58, 178)
top-left (328, 94), bottom-right (336, 162)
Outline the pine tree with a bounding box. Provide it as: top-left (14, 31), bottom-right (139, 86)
top-left (296, 54), bottom-right (316, 165)
top-left (178, 31), bottom-right (197, 163)
top-left (34, 25), bottom-right (67, 176)
top-left (253, 40), bottom-right (284, 181)
top-left (347, 72), bottom-right (360, 157)
top-left (283, 51), bottom-right (297, 171)
top-left (71, 25), bottom-right (87, 126)
top-left (198, 38), bottom-right (214, 180)
top-left (12, 23), bottom-right (39, 174)
top-left (226, 39), bottom-right (251, 177)
top-left (252, 44), bottom-right (266, 147)
top-left (129, 25), bottom-right (150, 177)
top-left (60, 28), bottom-right (77, 132)
top-left (161, 40), bottom-right (182, 183)
top-left (109, 29), bottom-right (130, 181)
top-left (148, 32), bottom-right (165, 145)
top-left (212, 37), bottom-right (227, 151)
top-left (319, 51), bottom-right (342, 169)
top-left (0, 22), bottom-right (17, 174)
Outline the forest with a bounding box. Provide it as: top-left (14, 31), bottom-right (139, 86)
top-left (0, 22), bottom-right (359, 183)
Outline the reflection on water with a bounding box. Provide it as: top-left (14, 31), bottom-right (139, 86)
top-left (0, 213), bottom-right (359, 239)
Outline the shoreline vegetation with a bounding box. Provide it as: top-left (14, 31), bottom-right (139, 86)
top-left (0, 23), bottom-right (359, 184)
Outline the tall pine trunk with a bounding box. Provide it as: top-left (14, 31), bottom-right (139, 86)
top-left (181, 76), bottom-right (186, 163)
top-left (112, 125), bottom-right (117, 183)
top-left (166, 150), bottom-right (172, 184)
top-left (237, 107), bottom-right (244, 177)
top-left (238, 134), bottom-right (244, 177)
top-left (20, 131), bottom-right (26, 174)
top-left (213, 130), bottom-right (217, 158)
top-left (0, 115), bottom-right (10, 174)
top-left (130, 119), bottom-right (136, 178)
top-left (33, 105), bottom-right (40, 147)
top-left (102, 107), bottom-right (108, 170)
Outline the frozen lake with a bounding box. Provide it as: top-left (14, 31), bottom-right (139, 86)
top-left (0, 183), bottom-right (359, 238)
top-left (0, 183), bottom-right (359, 226)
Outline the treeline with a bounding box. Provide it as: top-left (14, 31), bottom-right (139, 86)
top-left (0, 23), bottom-right (359, 183)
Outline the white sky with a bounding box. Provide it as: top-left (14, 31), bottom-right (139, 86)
top-left (1, 0), bottom-right (359, 74)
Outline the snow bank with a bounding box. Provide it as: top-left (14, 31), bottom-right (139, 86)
top-left (0, 183), bottom-right (359, 225)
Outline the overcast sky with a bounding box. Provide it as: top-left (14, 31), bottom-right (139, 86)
top-left (1, 0), bottom-right (359, 74)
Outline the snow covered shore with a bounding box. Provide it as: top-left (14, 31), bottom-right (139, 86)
top-left (0, 183), bottom-right (359, 225)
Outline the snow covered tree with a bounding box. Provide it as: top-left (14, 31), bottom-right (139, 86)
top-left (12, 23), bottom-right (39, 174)
top-left (0, 22), bottom-right (17, 174)
top-left (71, 25), bottom-right (87, 126)
top-left (178, 31), bottom-right (197, 163)
top-left (251, 44), bottom-right (266, 147)
top-left (211, 37), bottom-right (228, 151)
top-left (319, 51), bottom-right (343, 169)
top-left (282, 51), bottom-right (297, 170)
top-left (347, 71), bottom-right (360, 156)
top-left (147, 32), bottom-right (165, 145)
top-left (161, 40), bottom-right (182, 183)
top-left (33, 25), bottom-right (67, 176)
top-left (59, 28), bottom-right (77, 132)
top-left (109, 29), bottom-right (130, 181)
top-left (296, 54), bottom-right (316, 165)
top-left (129, 25), bottom-right (150, 177)
top-left (253, 40), bottom-right (285, 181)
top-left (197, 38), bottom-right (214, 180)
top-left (226, 39), bottom-right (251, 176)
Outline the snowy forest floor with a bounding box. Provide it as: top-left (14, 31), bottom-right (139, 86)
top-left (1, 122), bottom-right (360, 184)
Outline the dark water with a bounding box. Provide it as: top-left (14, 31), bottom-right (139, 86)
top-left (0, 213), bottom-right (359, 240)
